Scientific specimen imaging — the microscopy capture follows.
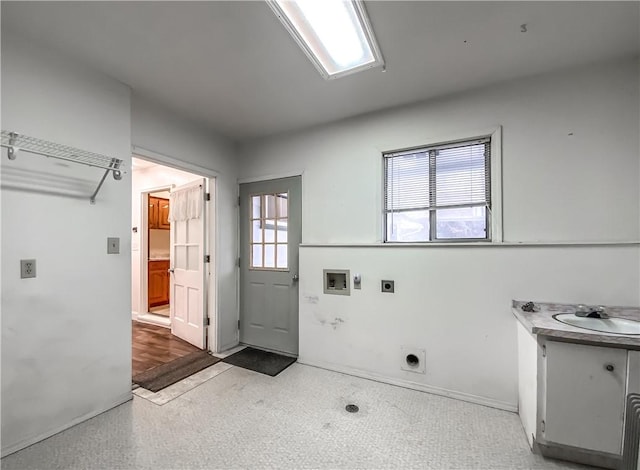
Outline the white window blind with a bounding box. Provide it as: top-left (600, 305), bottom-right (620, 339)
top-left (384, 137), bottom-right (491, 242)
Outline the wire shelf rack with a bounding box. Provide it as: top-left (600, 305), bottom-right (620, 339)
top-left (1, 130), bottom-right (124, 204)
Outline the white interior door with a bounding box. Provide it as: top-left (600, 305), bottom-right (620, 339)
top-left (170, 178), bottom-right (207, 349)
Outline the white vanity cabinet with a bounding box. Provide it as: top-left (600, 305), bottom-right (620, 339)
top-left (542, 341), bottom-right (627, 455)
top-left (517, 321), bottom-right (640, 468)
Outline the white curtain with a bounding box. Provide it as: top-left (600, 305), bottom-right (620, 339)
top-left (169, 185), bottom-right (202, 222)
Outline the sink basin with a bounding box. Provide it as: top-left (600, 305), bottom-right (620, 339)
top-left (553, 313), bottom-right (640, 335)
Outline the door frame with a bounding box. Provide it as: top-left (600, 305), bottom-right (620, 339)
top-left (236, 171), bottom-right (304, 352)
top-left (132, 146), bottom-right (220, 353)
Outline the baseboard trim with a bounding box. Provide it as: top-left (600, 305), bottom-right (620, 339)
top-left (298, 358), bottom-right (517, 413)
top-left (1, 392), bottom-right (133, 458)
top-left (136, 313), bottom-right (170, 328)
top-left (537, 442), bottom-right (620, 469)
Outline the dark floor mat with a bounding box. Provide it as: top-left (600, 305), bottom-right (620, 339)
top-left (133, 351), bottom-right (221, 392)
top-left (222, 347), bottom-right (296, 376)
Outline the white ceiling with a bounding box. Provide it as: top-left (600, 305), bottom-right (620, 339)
top-left (2, 1), bottom-right (638, 142)
top-left (131, 157), bottom-right (157, 170)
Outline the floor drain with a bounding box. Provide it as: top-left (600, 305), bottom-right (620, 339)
top-left (345, 404), bottom-right (359, 413)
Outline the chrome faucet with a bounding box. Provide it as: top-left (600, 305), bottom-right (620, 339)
top-left (575, 304), bottom-right (609, 319)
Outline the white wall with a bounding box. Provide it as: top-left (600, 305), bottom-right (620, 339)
top-left (298, 245), bottom-right (638, 410)
top-left (240, 58), bottom-right (640, 409)
top-left (1, 30), bottom-right (132, 455)
top-left (131, 95), bottom-right (239, 351)
top-left (242, 59), bottom-right (639, 244)
top-left (131, 163), bottom-right (204, 316)
top-left (149, 230), bottom-right (170, 258)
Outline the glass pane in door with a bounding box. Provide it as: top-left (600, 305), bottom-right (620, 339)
top-left (249, 192), bottom-right (288, 270)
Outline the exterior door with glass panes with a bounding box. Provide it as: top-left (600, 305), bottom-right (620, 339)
top-left (239, 176), bottom-right (301, 355)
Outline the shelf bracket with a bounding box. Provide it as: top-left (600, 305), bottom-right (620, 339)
top-left (90, 158), bottom-right (122, 205)
top-left (7, 132), bottom-right (17, 160)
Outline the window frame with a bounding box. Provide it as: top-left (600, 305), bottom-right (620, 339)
top-left (382, 127), bottom-right (502, 244)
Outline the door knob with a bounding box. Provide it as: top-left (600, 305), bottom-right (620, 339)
top-left (292, 274), bottom-right (299, 282)
top-left (168, 268), bottom-right (175, 273)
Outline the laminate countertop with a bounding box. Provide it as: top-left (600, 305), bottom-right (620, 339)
top-left (512, 300), bottom-right (640, 350)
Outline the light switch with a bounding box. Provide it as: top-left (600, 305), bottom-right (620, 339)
top-left (107, 237), bottom-right (120, 254)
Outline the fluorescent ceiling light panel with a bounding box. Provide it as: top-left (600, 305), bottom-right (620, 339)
top-left (267, 0), bottom-right (384, 79)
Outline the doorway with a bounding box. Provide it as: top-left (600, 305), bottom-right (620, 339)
top-left (131, 156), bottom-right (214, 377)
top-left (239, 176), bottom-right (302, 356)
top-left (147, 189), bottom-right (171, 317)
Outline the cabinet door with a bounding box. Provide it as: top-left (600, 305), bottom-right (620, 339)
top-left (148, 196), bottom-right (159, 229)
top-left (148, 261), bottom-right (169, 308)
top-left (544, 341), bottom-right (627, 455)
top-left (158, 198), bottom-right (170, 230)
top-left (148, 269), bottom-right (164, 306)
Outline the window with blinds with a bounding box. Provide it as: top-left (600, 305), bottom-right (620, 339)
top-left (384, 137), bottom-right (491, 242)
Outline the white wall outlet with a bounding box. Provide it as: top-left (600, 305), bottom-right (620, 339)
top-left (400, 346), bottom-right (426, 374)
top-left (107, 237), bottom-right (120, 254)
top-left (20, 259), bottom-right (36, 279)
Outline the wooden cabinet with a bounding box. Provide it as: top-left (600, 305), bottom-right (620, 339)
top-left (148, 196), bottom-right (170, 230)
top-left (148, 196), bottom-right (159, 229)
top-left (148, 260), bottom-right (170, 308)
top-left (158, 198), bottom-right (170, 229)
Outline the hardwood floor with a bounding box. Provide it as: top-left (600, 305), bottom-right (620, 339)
top-left (132, 321), bottom-right (201, 377)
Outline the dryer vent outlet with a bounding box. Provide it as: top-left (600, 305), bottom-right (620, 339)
top-left (400, 346), bottom-right (426, 374)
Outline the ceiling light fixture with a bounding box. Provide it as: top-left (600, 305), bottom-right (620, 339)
top-left (266, 0), bottom-right (384, 79)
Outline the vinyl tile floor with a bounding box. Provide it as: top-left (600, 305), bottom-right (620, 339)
top-left (2, 364), bottom-right (590, 470)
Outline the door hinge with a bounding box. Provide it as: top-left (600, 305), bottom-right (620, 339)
top-left (205, 192), bottom-right (211, 201)
top-left (205, 255), bottom-right (210, 263)
top-left (237, 196), bottom-right (241, 206)
top-left (237, 257), bottom-right (241, 267)
top-left (541, 420), bottom-right (545, 433)
top-left (542, 345), bottom-right (546, 357)
top-left (237, 319), bottom-right (240, 329)
top-left (205, 317), bottom-right (210, 326)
